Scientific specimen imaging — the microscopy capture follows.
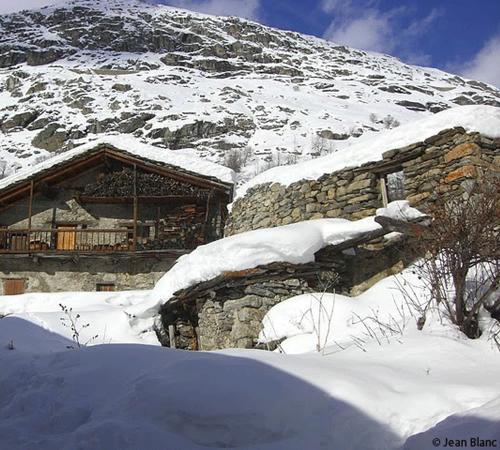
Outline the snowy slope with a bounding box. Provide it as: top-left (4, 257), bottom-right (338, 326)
top-left (1, 302), bottom-right (499, 450)
top-left (1, 0), bottom-right (499, 183)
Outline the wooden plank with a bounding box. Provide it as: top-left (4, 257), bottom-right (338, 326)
top-left (168, 325), bottom-right (176, 349)
top-left (27, 180), bottom-right (34, 232)
top-left (96, 283), bottom-right (116, 292)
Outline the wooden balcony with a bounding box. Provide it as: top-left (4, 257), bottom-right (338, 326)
top-left (0, 228), bottom-right (193, 254)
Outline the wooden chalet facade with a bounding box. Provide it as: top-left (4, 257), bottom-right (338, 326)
top-left (0, 141), bottom-right (234, 294)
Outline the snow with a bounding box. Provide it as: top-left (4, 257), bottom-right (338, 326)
top-left (0, 290), bottom-right (158, 348)
top-left (0, 134), bottom-right (235, 192)
top-left (376, 199), bottom-right (427, 221)
top-left (1, 294), bottom-right (499, 449)
top-left (236, 105), bottom-right (500, 200)
top-left (0, 251), bottom-right (499, 449)
top-left (2, 1), bottom-right (499, 186)
top-left (259, 269), bottom-right (427, 354)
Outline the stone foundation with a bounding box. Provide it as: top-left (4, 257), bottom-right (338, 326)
top-left (0, 254), bottom-right (177, 293)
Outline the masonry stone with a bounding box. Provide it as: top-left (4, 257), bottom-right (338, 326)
top-left (226, 130), bottom-right (499, 236)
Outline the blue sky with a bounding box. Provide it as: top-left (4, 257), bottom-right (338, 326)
top-left (2, 0), bottom-right (499, 87)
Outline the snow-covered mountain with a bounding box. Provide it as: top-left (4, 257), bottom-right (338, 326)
top-left (1, 0), bottom-right (499, 180)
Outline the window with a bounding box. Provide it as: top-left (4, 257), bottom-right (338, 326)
top-left (96, 283), bottom-right (116, 292)
top-left (3, 278), bottom-right (26, 295)
top-left (380, 169), bottom-right (406, 206)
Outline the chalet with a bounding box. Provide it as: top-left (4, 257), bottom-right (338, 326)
top-left (0, 137), bottom-right (234, 295)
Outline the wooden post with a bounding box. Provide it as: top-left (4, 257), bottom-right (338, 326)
top-left (133, 164), bottom-right (138, 251)
top-left (168, 325), bottom-right (176, 349)
top-left (203, 191), bottom-right (213, 242)
top-left (380, 176), bottom-right (389, 207)
top-left (27, 180), bottom-right (34, 251)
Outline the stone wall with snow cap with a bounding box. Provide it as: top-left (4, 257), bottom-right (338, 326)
top-left (226, 128), bottom-right (500, 235)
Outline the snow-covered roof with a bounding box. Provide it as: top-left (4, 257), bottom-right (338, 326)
top-left (0, 135), bottom-right (235, 192)
top-left (236, 105), bottom-right (500, 200)
top-left (128, 200), bottom-right (424, 319)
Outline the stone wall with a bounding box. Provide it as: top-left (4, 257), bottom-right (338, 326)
top-left (158, 235), bottom-right (414, 351)
top-left (0, 254), bottom-right (176, 293)
top-left (197, 278), bottom-right (314, 349)
top-left (226, 128), bottom-right (500, 235)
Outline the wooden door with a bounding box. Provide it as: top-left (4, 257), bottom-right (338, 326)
top-left (57, 226), bottom-right (76, 251)
top-left (3, 279), bottom-right (25, 295)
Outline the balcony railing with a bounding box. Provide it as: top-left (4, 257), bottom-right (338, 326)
top-left (0, 228), bottom-right (136, 254)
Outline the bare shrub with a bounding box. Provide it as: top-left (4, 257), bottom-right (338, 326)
top-left (59, 303), bottom-right (98, 349)
top-left (409, 175), bottom-right (499, 338)
top-left (0, 160), bottom-right (6, 179)
top-left (382, 114), bottom-right (400, 129)
top-left (223, 146), bottom-right (254, 172)
top-left (311, 135), bottom-right (335, 157)
top-left (223, 149), bottom-right (243, 172)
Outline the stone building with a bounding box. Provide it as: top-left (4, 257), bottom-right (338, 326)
top-left (226, 127), bottom-right (499, 235)
top-left (159, 125), bottom-right (499, 351)
top-left (0, 138), bottom-right (234, 294)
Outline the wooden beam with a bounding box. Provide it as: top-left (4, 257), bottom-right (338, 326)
top-left (168, 325), bottom-right (176, 349)
top-left (133, 164), bottom-right (138, 252)
top-left (374, 216), bottom-right (430, 237)
top-left (76, 195), bottom-right (206, 204)
top-left (27, 180), bottom-right (34, 248)
top-left (0, 151), bottom-right (104, 206)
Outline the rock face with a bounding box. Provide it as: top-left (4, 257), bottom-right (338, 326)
top-left (1, 0), bottom-right (500, 178)
top-left (226, 129), bottom-right (500, 235)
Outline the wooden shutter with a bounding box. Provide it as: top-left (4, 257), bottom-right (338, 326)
top-left (3, 279), bottom-right (25, 295)
top-left (96, 283), bottom-right (116, 292)
top-left (56, 225), bottom-right (77, 251)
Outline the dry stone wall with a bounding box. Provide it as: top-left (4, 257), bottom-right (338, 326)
top-left (226, 128), bottom-right (500, 235)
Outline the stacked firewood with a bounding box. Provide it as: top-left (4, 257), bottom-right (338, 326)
top-left (83, 168), bottom-right (209, 197)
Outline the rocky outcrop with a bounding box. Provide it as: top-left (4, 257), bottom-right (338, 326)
top-left (1, 0), bottom-right (500, 175)
top-left (31, 123), bottom-right (67, 151)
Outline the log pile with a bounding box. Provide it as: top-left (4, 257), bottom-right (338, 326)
top-left (83, 168), bottom-right (209, 197)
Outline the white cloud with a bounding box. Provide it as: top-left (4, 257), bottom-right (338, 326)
top-left (0, 0), bottom-right (60, 14)
top-left (321, 1), bottom-right (440, 61)
top-left (323, 10), bottom-right (394, 53)
top-left (461, 34), bottom-right (500, 88)
top-left (165, 0), bottom-right (260, 20)
top-left (0, 0), bottom-right (261, 20)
